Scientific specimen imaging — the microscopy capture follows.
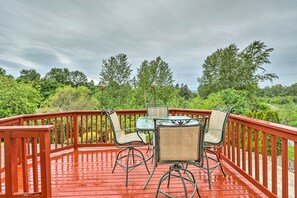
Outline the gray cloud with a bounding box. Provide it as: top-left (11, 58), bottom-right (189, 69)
top-left (0, 0), bottom-right (297, 90)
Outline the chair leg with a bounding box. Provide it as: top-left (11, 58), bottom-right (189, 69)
top-left (207, 149), bottom-right (226, 177)
top-left (155, 164), bottom-right (200, 198)
top-left (126, 148), bottom-right (132, 186)
top-left (177, 170), bottom-right (188, 198)
top-left (181, 168), bottom-right (201, 198)
top-left (211, 150), bottom-right (226, 177)
top-left (112, 147), bottom-right (129, 173)
top-left (155, 169), bottom-right (171, 198)
top-left (113, 146), bottom-right (150, 186)
top-left (144, 163), bottom-right (156, 189)
top-left (134, 147), bottom-right (150, 174)
top-left (167, 166), bottom-right (172, 188)
top-left (204, 150), bottom-right (212, 189)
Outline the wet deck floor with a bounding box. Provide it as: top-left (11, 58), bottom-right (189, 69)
top-left (47, 147), bottom-right (266, 197)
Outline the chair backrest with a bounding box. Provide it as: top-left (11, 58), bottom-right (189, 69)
top-left (206, 107), bottom-right (232, 144)
top-left (106, 110), bottom-right (123, 144)
top-left (146, 104), bottom-right (168, 118)
top-left (155, 119), bottom-right (205, 164)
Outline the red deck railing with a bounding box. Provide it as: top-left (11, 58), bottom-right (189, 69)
top-left (0, 108), bottom-right (296, 197)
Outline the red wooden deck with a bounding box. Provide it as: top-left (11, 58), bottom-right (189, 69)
top-left (48, 146), bottom-right (266, 198)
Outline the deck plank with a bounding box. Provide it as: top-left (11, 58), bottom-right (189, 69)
top-left (46, 147), bottom-right (267, 197)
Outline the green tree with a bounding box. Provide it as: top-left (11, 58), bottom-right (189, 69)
top-left (41, 86), bottom-right (98, 112)
top-left (0, 76), bottom-right (41, 118)
top-left (0, 67), bottom-right (6, 76)
top-left (69, 70), bottom-right (88, 87)
top-left (45, 68), bottom-right (71, 85)
top-left (179, 83), bottom-right (192, 100)
top-left (198, 41), bottom-right (278, 98)
top-left (0, 67), bottom-right (14, 78)
top-left (136, 57), bottom-right (175, 106)
top-left (100, 54), bottom-right (132, 85)
top-left (257, 84), bottom-right (289, 97)
top-left (287, 83), bottom-right (297, 96)
top-left (17, 69), bottom-right (41, 83)
top-left (99, 54), bottom-right (133, 109)
top-left (38, 79), bottom-right (62, 100)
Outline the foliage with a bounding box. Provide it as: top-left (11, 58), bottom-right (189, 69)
top-left (0, 67), bottom-right (14, 78)
top-left (98, 54), bottom-right (133, 109)
top-left (257, 96), bottom-right (297, 127)
top-left (69, 70), bottom-right (88, 87)
top-left (41, 86), bottom-right (98, 112)
top-left (176, 83), bottom-right (193, 100)
top-left (100, 54), bottom-right (132, 85)
top-left (188, 89), bottom-right (250, 115)
top-left (45, 68), bottom-right (71, 84)
top-left (198, 41), bottom-right (278, 98)
top-left (246, 109), bottom-right (282, 155)
top-left (38, 79), bottom-right (62, 100)
top-left (135, 57), bottom-right (175, 106)
top-left (0, 67), bottom-right (7, 76)
top-left (17, 69), bottom-right (41, 83)
top-left (44, 68), bottom-right (88, 87)
top-left (288, 146), bottom-right (294, 161)
top-left (0, 76), bottom-right (41, 118)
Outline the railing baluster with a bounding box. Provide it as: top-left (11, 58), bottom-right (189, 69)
top-left (262, 132), bottom-right (268, 187)
top-left (95, 115), bottom-right (98, 143)
top-left (54, 118), bottom-right (58, 148)
top-left (242, 125), bottom-right (246, 171)
top-left (60, 117), bottom-right (64, 147)
top-left (248, 127), bottom-right (252, 176)
top-left (254, 129), bottom-right (260, 181)
top-left (32, 137), bottom-right (38, 192)
top-left (236, 123), bottom-right (240, 167)
top-left (231, 121), bottom-right (235, 163)
top-left (271, 135), bottom-right (277, 195)
top-left (295, 141), bottom-right (297, 198)
top-left (281, 138), bottom-right (288, 198)
top-left (21, 138), bottom-right (29, 192)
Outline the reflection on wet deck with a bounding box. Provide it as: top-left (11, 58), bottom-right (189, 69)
top-left (46, 147), bottom-right (266, 197)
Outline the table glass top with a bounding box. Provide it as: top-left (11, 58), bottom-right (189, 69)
top-left (136, 116), bottom-right (199, 131)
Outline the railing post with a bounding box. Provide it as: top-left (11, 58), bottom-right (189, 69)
top-left (39, 129), bottom-right (52, 198)
top-left (4, 132), bottom-right (18, 197)
top-left (74, 113), bottom-right (78, 149)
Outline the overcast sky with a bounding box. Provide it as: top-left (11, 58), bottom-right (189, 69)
top-left (0, 0), bottom-right (296, 90)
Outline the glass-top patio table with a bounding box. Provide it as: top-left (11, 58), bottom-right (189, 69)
top-left (136, 115), bottom-right (198, 131)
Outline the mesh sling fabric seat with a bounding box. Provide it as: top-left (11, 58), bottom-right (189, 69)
top-left (202, 106), bottom-right (232, 189)
top-left (146, 104), bottom-right (168, 118)
top-left (146, 104), bottom-right (168, 154)
top-left (106, 109), bottom-right (150, 186)
top-left (144, 118), bottom-right (206, 198)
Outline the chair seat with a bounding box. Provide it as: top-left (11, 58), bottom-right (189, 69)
top-left (204, 129), bottom-right (222, 144)
top-left (117, 132), bottom-right (146, 144)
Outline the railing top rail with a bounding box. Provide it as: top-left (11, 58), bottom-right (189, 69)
top-left (1, 108), bottom-right (296, 137)
top-left (0, 125), bottom-right (55, 132)
top-left (229, 113), bottom-right (297, 135)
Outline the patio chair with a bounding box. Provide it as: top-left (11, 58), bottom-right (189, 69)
top-left (202, 105), bottom-right (232, 189)
top-left (146, 104), bottom-right (168, 151)
top-left (106, 109), bottom-right (150, 186)
top-left (146, 104), bottom-right (168, 118)
top-left (153, 118), bottom-right (205, 198)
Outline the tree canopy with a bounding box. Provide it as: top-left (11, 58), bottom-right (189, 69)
top-left (197, 41), bottom-right (278, 98)
top-left (0, 75), bottom-right (41, 118)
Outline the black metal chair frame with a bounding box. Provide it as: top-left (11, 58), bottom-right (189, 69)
top-left (106, 109), bottom-right (150, 186)
top-left (201, 106), bottom-right (233, 189)
top-left (145, 104), bottom-right (169, 155)
top-left (144, 117), bottom-right (206, 198)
